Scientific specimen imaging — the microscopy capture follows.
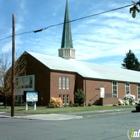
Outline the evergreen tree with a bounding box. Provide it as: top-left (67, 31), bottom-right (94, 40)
top-left (74, 89), bottom-right (86, 106)
top-left (122, 50), bottom-right (140, 71)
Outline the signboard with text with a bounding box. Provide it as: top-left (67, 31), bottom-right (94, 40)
top-left (24, 91), bottom-right (38, 102)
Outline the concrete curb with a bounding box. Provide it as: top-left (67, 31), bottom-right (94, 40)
top-left (66, 108), bottom-right (134, 118)
top-left (0, 108), bottom-right (135, 121)
top-left (13, 114), bottom-right (83, 120)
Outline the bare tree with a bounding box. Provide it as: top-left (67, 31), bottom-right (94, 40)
top-left (0, 51), bottom-right (26, 108)
top-left (0, 52), bottom-right (11, 107)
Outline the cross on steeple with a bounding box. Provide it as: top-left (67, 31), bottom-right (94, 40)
top-left (58, 0), bottom-right (75, 59)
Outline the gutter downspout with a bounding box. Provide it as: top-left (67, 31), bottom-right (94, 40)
top-left (84, 79), bottom-right (87, 106)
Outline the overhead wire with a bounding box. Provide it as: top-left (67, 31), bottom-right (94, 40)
top-left (0, 3), bottom-right (135, 42)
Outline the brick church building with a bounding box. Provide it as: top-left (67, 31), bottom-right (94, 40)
top-left (15, 1), bottom-right (140, 106)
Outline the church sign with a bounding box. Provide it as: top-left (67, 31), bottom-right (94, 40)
top-left (24, 91), bottom-right (38, 102)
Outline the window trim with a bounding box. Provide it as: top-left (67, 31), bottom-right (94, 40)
top-left (58, 77), bottom-right (62, 89)
top-left (59, 94), bottom-right (70, 106)
top-left (66, 77), bottom-right (70, 90)
top-left (16, 75), bottom-right (34, 89)
top-left (137, 84), bottom-right (140, 99)
top-left (125, 82), bottom-right (130, 94)
top-left (62, 77), bottom-right (66, 89)
top-left (58, 76), bottom-right (70, 90)
top-left (112, 81), bottom-right (118, 98)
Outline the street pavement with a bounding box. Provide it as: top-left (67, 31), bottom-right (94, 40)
top-left (0, 108), bottom-right (135, 120)
top-left (0, 109), bottom-right (139, 140)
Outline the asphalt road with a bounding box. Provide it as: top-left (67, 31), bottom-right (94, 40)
top-left (0, 111), bottom-right (140, 140)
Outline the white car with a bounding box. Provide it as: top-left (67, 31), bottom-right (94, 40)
top-left (136, 102), bottom-right (140, 111)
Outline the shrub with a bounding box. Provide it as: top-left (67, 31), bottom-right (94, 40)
top-left (74, 89), bottom-right (86, 106)
top-left (69, 103), bottom-right (74, 107)
top-left (88, 103), bottom-right (92, 106)
top-left (80, 104), bottom-right (84, 107)
top-left (73, 103), bottom-right (79, 107)
top-left (69, 101), bottom-right (74, 107)
top-left (48, 97), bottom-right (63, 108)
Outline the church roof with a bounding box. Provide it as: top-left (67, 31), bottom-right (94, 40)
top-left (61, 0), bottom-right (73, 49)
top-left (23, 51), bottom-right (140, 83)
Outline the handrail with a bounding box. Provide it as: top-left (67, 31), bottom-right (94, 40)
top-left (89, 94), bottom-right (97, 101)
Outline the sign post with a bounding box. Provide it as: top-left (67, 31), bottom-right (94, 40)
top-left (26, 102), bottom-right (28, 111)
top-left (34, 102), bottom-right (36, 110)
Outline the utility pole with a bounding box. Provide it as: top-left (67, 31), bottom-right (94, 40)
top-left (11, 14), bottom-right (15, 117)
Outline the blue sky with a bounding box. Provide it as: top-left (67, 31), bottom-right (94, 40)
top-left (0, 0), bottom-right (140, 68)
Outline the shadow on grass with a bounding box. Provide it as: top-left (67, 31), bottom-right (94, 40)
top-left (16, 109), bottom-right (26, 111)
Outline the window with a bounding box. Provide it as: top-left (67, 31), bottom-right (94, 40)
top-left (29, 76), bottom-right (33, 88)
top-left (15, 75), bottom-right (35, 96)
top-left (66, 94), bottom-right (70, 105)
top-left (66, 77), bottom-right (70, 90)
top-left (112, 81), bottom-right (118, 98)
top-left (22, 77), bottom-right (25, 88)
top-left (15, 95), bottom-right (23, 105)
top-left (62, 77), bottom-right (66, 89)
top-left (138, 84), bottom-right (140, 99)
top-left (59, 94), bottom-right (70, 106)
top-left (15, 75), bottom-right (34, 89)
top-left (63, 94), bottom-right (65, 105)
top-left (58, 77), bottom-right (62, 89)
top-left (15, 78), bottom-right (18, 86)
top-left (58, 76), bottom-right (70, 90)
top-left (59, 94), bottom-right (62, 100)
top-left (126, 83), bottom-right (130, 94)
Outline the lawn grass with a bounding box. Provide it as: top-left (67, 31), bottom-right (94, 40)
top-left (0, 105), bottom-right (135, 114)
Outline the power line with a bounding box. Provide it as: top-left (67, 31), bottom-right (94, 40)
top-left (0, 3), bottom-right (134, 42)
top-left (0, 35), bottom-right (12, 41)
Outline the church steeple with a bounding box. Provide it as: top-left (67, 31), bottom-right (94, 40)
top-left (58, 0), bottom-right (75, 59)
top-left (61, 0), bottom-right (73, 49)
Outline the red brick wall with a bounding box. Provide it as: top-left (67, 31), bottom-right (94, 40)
top-left (50, 71), bottom-right (75, 103)
top-left (24, 54), bottom-right (50, 106)
top-left (130, 83), bottom-right (138, 100)
top-left (118, 82), bottom-right (138, 100)
top-left (118, 82), bottom-right (125, 99)
top-left (22, 53), bottom-right (139, 106)
top-left (84, 79), bottom-right (112, 105)
top-left (84, 79), bottom-right (139, 105)
top-left (100, 98), bottom-right (118, 105)
top-left (75, 74), bottom-right (83, 90)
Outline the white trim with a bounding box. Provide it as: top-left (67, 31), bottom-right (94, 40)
top-left (25, 51), bottom-right (140, 83)
top-left (62, 77), bottom-right (66, 89)
top-left (137, 84), bottom-right (140, 99)
top-left (15, 75), bottom-right (35, 95)
top-left (58, 76), bottom-right (62, 89)
top-left (112, 81), bottom-right (118, 98)
top-left (125, 82), bottom-right (130, 94)
top-left (66, 77), bottom-right (70, 90)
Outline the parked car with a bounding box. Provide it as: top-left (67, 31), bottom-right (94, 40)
top-left (135, 102), bottom-right (140, 111)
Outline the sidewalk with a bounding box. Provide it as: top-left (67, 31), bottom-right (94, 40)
top-left (0, 108), bottom-right (134, 120)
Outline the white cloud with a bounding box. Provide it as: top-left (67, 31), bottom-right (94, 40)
top-left (19, 0), bottom-right (26, 10)
top-left (1, 0), bottom-right (140, 68)
top-left (1, 41), bottom-right (12, 53)
top-left (68, 2), bottom-right (140, 65)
